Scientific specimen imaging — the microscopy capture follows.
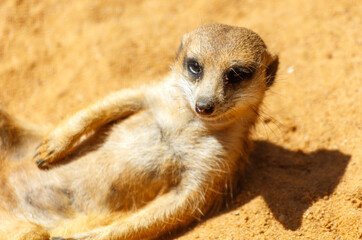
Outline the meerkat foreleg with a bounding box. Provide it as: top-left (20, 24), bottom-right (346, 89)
top-left (33, 89), bottom-right (146, 168)
top-left (51, 176), bottom-right (211, 240)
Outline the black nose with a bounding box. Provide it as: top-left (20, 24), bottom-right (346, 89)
top-left (195, 101), bottom-right (215, 115)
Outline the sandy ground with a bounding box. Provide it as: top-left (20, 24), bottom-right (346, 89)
top-left (0, 0), bottom-right (361, 239)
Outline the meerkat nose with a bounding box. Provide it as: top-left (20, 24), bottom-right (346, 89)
top-left (195, 100), bottom-right (215, 115)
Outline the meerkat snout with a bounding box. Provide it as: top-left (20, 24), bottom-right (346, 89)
top-left (195, 98), bottom-right (215, 115)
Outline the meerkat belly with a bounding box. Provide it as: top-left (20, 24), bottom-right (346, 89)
top-left (4, 164), bottom-right (76, 227)
top-left (101, 111), bottom-right (184, 210)
top-left (60, 110), bottom-right (185, 213)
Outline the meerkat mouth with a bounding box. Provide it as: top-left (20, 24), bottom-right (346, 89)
top-left (196, 103), bottom-right (246, 125)
top-left (196, 109), bottom-right (234, 123)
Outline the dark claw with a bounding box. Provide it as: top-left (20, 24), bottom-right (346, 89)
top-left (35, 142), bottom-right (44, 150)
top-left (33, 151), bottom-right (40, 158)
top-left (36, 159), bottom-right (45, 167)
top-left (51, 237), bottom-right (75, 240)
top-left (36, 142), bottom-right (44, 149)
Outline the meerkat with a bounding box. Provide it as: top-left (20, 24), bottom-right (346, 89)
top-left (0, 23), bottom-right (278, 240)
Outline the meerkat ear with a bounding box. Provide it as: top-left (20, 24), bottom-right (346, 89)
top-left (264, 52), bottom-right (279, 88)
top-left (175, 34), bottom-right (189, 60)
top-left (175, 41), bottom-right (184, 59)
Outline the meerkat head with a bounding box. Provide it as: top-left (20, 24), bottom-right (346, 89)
top-left (172, 23), bottom-right (279, 125)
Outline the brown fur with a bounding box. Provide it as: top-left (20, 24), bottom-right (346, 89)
top-left (0, 23), bottom-right (278, 240)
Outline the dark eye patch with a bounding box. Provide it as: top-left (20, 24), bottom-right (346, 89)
top-left (224, 66), bottom-right (255, 85)
top-left (187, 59), bottom-right (202, 75)
top-left (184, 58), bottom-right (203, 81)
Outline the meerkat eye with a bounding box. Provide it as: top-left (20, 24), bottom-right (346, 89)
top-left (225, 67), bottom-right (254, 84)
top-left (187, 60), bottom-right (202, 75)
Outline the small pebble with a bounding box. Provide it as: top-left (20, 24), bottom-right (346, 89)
top-left (287, 66), bottom-right (294, 74)
top-left (278, 214), bottom-right (286, 222)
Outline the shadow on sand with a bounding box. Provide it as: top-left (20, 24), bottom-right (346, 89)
top-left (235, 140), bottom-right (351, 230)
top-left (167, 140), bottom-right (351, 238)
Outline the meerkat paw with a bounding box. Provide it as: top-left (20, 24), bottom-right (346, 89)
top-left (51, 237), bottom-right (76, 240)
top-left (51, 230), bottom-right (100, 240)
top-left (33, 135), bottom-right (70, 169)
top-left (33, 140), bottom-right (59, 168)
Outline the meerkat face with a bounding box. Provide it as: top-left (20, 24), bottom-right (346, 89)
top-left (173, 23), bottom-right (279, 124)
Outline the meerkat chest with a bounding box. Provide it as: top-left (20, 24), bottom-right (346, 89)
top-left (102, 108), bottom-right (226, 174)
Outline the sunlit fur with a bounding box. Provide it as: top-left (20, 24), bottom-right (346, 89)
top-left (0, 23), bottom-right (278, 240)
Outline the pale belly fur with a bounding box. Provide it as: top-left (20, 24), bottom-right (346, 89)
top-left (6, 110), bottom-right (193, 226)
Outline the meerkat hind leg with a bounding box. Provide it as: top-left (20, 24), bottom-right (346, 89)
top-left (0, 210), bottom-right (50, 240)
top-left (51, 176), bottom-right (210, 240)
